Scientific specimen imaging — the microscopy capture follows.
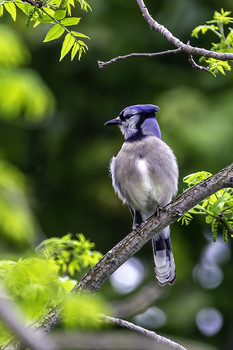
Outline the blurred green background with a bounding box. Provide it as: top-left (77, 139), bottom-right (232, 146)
top-left (0, 0), bottom-right (233, 349)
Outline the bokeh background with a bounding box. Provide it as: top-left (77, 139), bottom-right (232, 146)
top-left (0, 0), bottom-right (233, 349)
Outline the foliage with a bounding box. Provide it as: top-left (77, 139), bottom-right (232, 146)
top-left (0, 67), bottom-right (55, 121)
top-left (0, 24), bottom-right (55, 122)
top-left (0, 24), bottom-right (30, 67)
top-left (0, 257), bottom-right (64, 343)
top-left (179, 171), bottom-right (233, 242)
top-left (0, 258), bottom-right (64, 317)
top-left (37, 233), bottom-right (103, 277)
top-left (192, 9), bottom-right (233, 76)
top-left (62, 292), bottom-right (110, 329)
top-left (0, 160), bottom-right (38, 245)
top-left (0, 233), bottom-right (103, 344)
top-left (0, 0), bottom-right (91, 61)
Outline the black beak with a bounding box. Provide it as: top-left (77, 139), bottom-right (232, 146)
top-left (104, 117), bottom-right (122, 126)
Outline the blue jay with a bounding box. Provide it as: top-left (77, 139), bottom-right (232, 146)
top-left (105, 104), bottom-right (178, 286)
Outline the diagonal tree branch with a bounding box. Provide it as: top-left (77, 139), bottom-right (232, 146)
top-left (98, 0), bottom-right (233, 69)
top-left (1, 163), bottom-right (233, 350)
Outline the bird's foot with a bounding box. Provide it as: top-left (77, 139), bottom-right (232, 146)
top-left (155, 206), bottom-right (163, 218)
top-left (132, 223), bottom-right (141, 232)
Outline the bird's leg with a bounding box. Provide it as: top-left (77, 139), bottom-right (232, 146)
top-left (132, 210), bottom-right (143, 231)
top-left (155, 205), bottom-right (163, 218)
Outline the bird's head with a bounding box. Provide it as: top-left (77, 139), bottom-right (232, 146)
top-left (105, 104), bottom-right (161, 141)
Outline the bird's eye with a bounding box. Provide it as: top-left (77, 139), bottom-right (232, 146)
top-left (120, 113), bottom-right (131, 121)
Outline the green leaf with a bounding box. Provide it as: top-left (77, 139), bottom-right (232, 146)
top-left (4, 2), bottom-right (16, 21)
top-left (68, 0), bottom-right (74, 6)
top-left (44, 24), bottom-right (65, 42)
top-left (206, 58), bottom-right (231, 76)
top-left (33, 20), bottom-right (41, 27)
top-left (54, 10), bottom-right (66, 20)
top-left (77, 39), bottom-right (88, 49)
top-left (61, 17), bottom-right (81, 26)
top-left (211, 9), bottom-right (233, 24)
top-left (177, 212), bottom-right (193, 225)
top-left (71, 41), bottom-right (80, 60)
top-left (205, 215), bottom-right (213, 224)
top-left (0, 4), bottom-right (4, 16)
top-left (183, 171), bottom-right (212, 186)
top-left (77, 0), bottom-right (91, 12)
top-left (78, 46), bottom-right (84, 60)
top-left (51, 0), bottom-right (62, 7)
top-left (65, 2), bottom-right (71, 16)
top-left (71, 31), bottom-right (90, 39)
top-left (15, 2), bottom-right (31, 15)
top-left (191, 25), bottom-right (219, 38)
top-left (36, 8), bottom-right (55, 23)
top-left (59, 33), bottom-right (75, 61)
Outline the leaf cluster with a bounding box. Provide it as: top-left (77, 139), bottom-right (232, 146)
top-left (0, 233), bottom-right (103, 344)
top-left (179, 171), bottom-right (233, 242)
top-left (0, 0), bottom-right (91, 61)
top-left (192, 9), bottom-right (233, 76)
top-left (37, 233), bottom-right (103, 277)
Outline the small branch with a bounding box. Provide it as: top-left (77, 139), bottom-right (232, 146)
top-left (98, 49), bottom-right (181, 68)
top-left (103, 315), bottom-right (187, 350)
top-left (188, 54), bottom-right (209, 72)
top-left (186, 40), bottom-right (209, 72)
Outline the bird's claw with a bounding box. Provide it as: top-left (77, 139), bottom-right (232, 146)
top-left (155, 206), bottom-right (162, 218)
top-left (132, 223), bottom-right (141, 231)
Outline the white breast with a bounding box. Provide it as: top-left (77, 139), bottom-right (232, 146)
top-left (136, 159), bottom-right (152, 192)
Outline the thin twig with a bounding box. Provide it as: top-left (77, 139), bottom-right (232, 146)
top-left (98, 49), bottom-right (181, 68)
top-left (188, 53), bottom-right (209, 71)
top-left (186, 40), bottom-right (209, 72)
top-left (103, 315), bottom-right (187, 350)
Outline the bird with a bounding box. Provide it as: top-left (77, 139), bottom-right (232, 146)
top-left (105, 104), bottom-right (179, 286)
